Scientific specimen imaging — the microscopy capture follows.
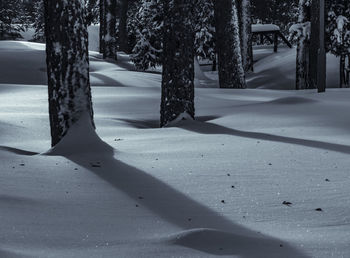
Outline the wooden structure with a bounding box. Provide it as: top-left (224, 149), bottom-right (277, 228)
top-left (252, 24), bottom-right (292, 52)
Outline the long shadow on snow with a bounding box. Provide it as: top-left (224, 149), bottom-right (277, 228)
top-left (0, 146), bottom-right (38, 156)
top-left (90, 73), bottom-right (127, 87)
top-left (175, 120), bottom-right (350, 155)
top-left (63, 142), bottom-right (309, 258)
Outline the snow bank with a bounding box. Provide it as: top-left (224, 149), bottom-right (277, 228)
top-left (252, 24), bottom-right (280, 32)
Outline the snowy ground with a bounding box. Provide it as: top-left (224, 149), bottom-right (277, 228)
top-left (1, 40), bottom-right (350, 258)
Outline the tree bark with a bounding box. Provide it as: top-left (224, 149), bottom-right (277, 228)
top-left (118, 0), bottom-right (129, 53)
top-left (103, 0), bottom-right (117, 60)
top-left (160, 0), bottom-right (195, 127)
top-left (44, 0), bottom-right (94, 146)
top-left (214, 0), bottom-right (246, 88)
top-left (295, 0), bottom-right (311, 90)
top-left (99, 0), bottom-right (105, 54)
top-left (309, 0), bottom-right (319, 89)
top-left (237, 0), bottom-right (253, 72)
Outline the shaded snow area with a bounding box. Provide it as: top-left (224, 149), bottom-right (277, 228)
top-left (1, 41), bottom-right (350, 258)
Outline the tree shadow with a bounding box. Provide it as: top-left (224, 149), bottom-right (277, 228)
top-left (116, 116), bottom-right (219, 129)
top-left (90, 73), bottom-right (127, 87)
top-left (60, 143), bottom-right (309, 258)
top-left (176, 120), bottom-right (350, 155)
top-left (0, 146), bottom-right (38, 156)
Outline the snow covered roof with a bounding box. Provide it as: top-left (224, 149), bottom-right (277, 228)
top-left (252, 24), bottom-right (280, 33)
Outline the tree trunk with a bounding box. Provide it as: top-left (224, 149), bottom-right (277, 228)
top-left (160, 0), bottom-right (195, 127)
top-left (346, 55), bottom-right (350, 86)
top-left (214, 0), bottom-right (246, 88)
top-left (99, 0), bottom-right (105, 54)
top-left (309, 0), bottom-right (319, 89)
top-left (340, 54), bottom-right (346, 88)
top-left (44, 0), bottom-right (94, 147)
top-left (103, 0), bottom-right (117, 60)
top-left (295, 0), bottom-right (311, 90)
top-left (237, 0), bottom-right (253, 72)
top-left (118, 0), bottom-right (129, 53)
top-left (317, 0), bottom-right (326, 93)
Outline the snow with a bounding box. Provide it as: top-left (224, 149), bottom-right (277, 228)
top-left (1, 39), bottom-right (350, 258)
top-left (252, 24), bottom-right (280, 33)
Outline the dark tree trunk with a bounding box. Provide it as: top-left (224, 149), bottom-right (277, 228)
top-left (103, 0), bottom-right (117, 60)
top-left (317, 0), bottom-right (326, 93)
top-left (44, 0), bottom-right (94, 147)
top-left (340, 54), bottom-right (346, 88)
top-left (309, 0), bottom-right (319, 89)
top-left (160, 0), bottom-right (195, 127)
top-left (118, 0), bottom-right (129, 53)
top-left (214, 0), bottom-right (246, 88)
top-left (237, 0), bottom-right (253, 72)
top-left (99, 0), bottom-right (105, 54)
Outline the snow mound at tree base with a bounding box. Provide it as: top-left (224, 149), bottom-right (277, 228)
top-left (44, 113), bottom-right (113, 156)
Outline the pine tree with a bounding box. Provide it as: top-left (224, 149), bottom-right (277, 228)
top-left (99, 0), bottom-right (105, 53)
top-left (85, 0), bottom-right (99, 26)
top-left (32, 0), bottom-right (45, 42)
top-left (214, 0), bottom-right (246, 88)
top-left (326, 0), bottom-right (350, 87)
top-left (0, 0), bottom-right (27, 40)
top-left (193, 0), bottom-right (216, 63)
top-left (131, 0), bottom-right (163, 70)
top-left (44, 0), bottom-right (94, 146)
top-left (103, 0), bottom-right (118, 60)
top-left (160, 0), bottom-right (195, 127)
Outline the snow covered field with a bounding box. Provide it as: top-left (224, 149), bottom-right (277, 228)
top-left (0, 40), bottom-right (350, 258)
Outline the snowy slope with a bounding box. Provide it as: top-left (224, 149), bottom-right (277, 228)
top-left (0, 41), bottom-right (350, 258)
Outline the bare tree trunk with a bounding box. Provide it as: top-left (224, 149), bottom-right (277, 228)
top-left (317, 0), bottom-right (326, 93)
top-left (103, 0), bottom-right (117, 60)
top-left (99, 0), bottom-right (105, 54)
top-left (295, 0), bottom-right (311, 90)
top-left (237, 0), bottom-right (253, 72)
top-left (340, 54), bottom-right (346, 88)
top-left (160, 0), bottom-right (195, 127)
top-left (118, 0), bottom-right (129, 53)
top-left (44, 0), bottom-right (94, 146)
top-left (214, 0), bottom-right (246, 88)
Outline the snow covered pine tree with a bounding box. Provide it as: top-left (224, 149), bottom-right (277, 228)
top-left (327, 0), bottom-right (350, 88)
top-left (44, 0), bottom-right (94, 146)
top-left (131, 0), bottom-right (163, 71)
top-left (160, 0), bottom-right (195, 127)
top-left (214, 0), bottom-right (246, 88)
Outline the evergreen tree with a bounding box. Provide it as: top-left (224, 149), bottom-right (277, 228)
top-left (44, 0), bottom-right (94, 146)
top-left (86, 0), bottom-right (99, 26)
top-left (252, 0), bottom-right (299, 36)
top-left (193, 0), bottom-right (215, 63)
top-left (326, 0), bottom-right (350, 87)
top-left (160, 0), bottom-right (195, 127)
top-left (32, 0), bottom-right (45, 42)
top-left (0, 0), bottom-right (27, 40)
top-left (214, 0), bottom-right (246, 88)
top-left (131, 0), bottom-right (163, 70)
